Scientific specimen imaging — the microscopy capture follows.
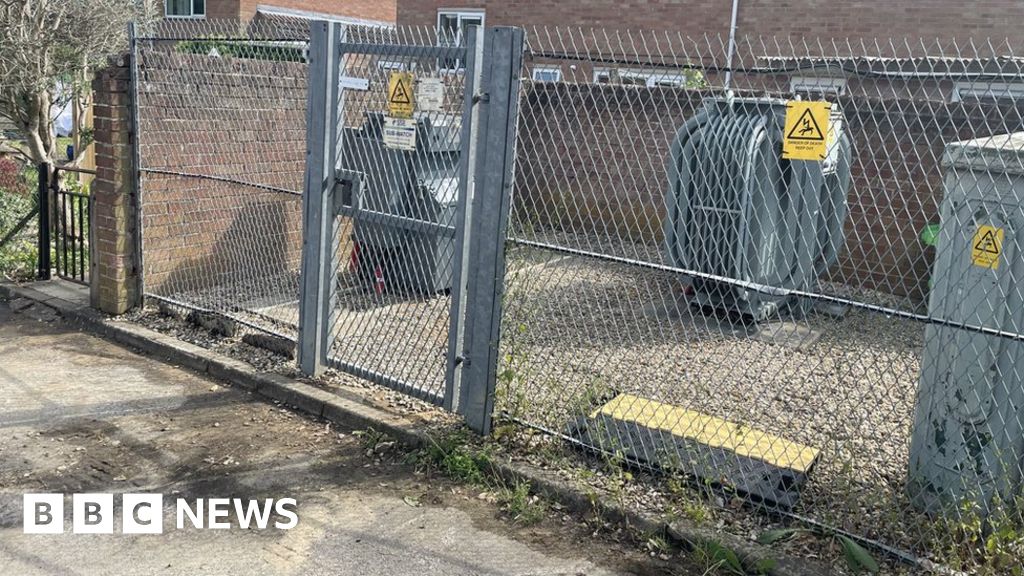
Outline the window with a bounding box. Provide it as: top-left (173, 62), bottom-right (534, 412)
top-left (609, 69), bottom-right (688, 88)
top-left (790, 76), bottom-right (847, 97)
top-left (619, 70), bottom-right (650, 86)
top-left (532, 66), bottom-right (562, 83)
top-left (952, 81), bottom-right (1024, 102)
top-left (165, 0), bottom-right (205, 18)
top-left (593, 68), bottom-right (613, 84)
top-left (378, 60), bottom-right (407, 72)
top-left (649, 72), bottom-right (687, 88)
top-left (438, 10), bottom-right (484, 70)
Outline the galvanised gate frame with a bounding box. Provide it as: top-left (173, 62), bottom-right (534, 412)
top-left (297, 21), bottom-right (525, 433)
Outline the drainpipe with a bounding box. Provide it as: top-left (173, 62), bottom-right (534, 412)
top-left (724, 0), bottom-right (740, 91)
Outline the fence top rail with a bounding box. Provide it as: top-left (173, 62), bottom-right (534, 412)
top-left (53, 165), bottom-right (97, 176)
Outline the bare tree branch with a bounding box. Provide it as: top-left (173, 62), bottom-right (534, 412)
top-left (0, 0), bottom-right (158, 164)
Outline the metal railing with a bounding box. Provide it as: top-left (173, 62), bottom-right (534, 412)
top-left (50, 165), bottom-right (93, 285)
top-left (36, 163), bottom-right (93, 284)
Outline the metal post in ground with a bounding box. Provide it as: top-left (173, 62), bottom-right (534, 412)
top-left (297, 20), bottom-right (343, 377)
top-left (37, 163), bottom-right (51, 280)
top-left (443, 24), bottom-right (484, 413)
top-left (458, 27), bottom-right (525, 435)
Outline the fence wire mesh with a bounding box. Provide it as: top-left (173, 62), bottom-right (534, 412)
top-left (500, 28), bottom-right (1024, 570)
top-left (135, 19), bottom-right (315, 340)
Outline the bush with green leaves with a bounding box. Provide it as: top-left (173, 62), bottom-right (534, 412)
top-left (0, 161), bottom-right (39, 280)
top-left (176, 39), bottom-right (306, 63)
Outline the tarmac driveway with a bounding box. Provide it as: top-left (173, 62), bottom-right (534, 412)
top-left (0, 297), bottom-right (676, 576)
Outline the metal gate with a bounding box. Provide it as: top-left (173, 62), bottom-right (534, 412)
top-left (298, 22), bottom-right (524, 432)
top-left (35, 164), bottom-right (93, 285)
top-left (50, 166), bottom-right (93, 285)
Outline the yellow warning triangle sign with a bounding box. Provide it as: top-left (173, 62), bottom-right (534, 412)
top-left (975, 229), bottom-right (1001, 254)
top-left (389, 79), bottom-right (411, 105)
top-left (786, 108), bottom-right (825, 141)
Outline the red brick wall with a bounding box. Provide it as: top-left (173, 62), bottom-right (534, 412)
top-left (397, 0), bottom-right (1024, 41)
top-left (204, 0), bottom-right (242, 19)
top-left (91, 57), bottom-right (140, 314)
top-left (239, 0), bottom-right (396, 22)
top-left (191, 0), bottom-right (396, 23)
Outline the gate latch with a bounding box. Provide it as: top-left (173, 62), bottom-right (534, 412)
top-left (333, 169), bottom-right (366, 216)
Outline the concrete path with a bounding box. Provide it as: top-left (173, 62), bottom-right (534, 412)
top-left (0, 295), bottom-right (674, 576)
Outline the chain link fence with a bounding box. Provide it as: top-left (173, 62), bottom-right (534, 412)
top-left (133, 20), bottom-right (469, 403)
top-left (128, 19), bottom-right (1024, 570)
top-left (134, 18), bottom-right (316, 340)
top-left (500, 29), bottom-right (1024, 570)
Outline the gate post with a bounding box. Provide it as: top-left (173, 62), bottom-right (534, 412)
top-left (298, 21), bottom-right (343, 377)
top-left (444, 25), bottom-right (483, 413)
top-left (37, 163), bottom-right (51, 280)
top-left (458, 27), bottom-right (525, 434)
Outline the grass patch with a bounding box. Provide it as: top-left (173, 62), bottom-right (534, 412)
top-left (420, 430), bottom-right (493, 485)
top-left (414, 429), bottom-right (549, 527)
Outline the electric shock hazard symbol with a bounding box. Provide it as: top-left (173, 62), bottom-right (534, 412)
top-left (782, 101), bottom-right (831, 161)
top-left (387, 71), bottom-right (415, 118)
top-left (971, 225), bottom-right (1004, 270)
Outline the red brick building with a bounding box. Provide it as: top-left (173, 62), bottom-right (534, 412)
top-left (163, 0), bottom-right (396, 24)
top-left (396, 1), bottom-right (1023, 41)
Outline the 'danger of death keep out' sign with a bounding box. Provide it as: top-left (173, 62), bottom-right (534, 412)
top-left (782, 101), bottom-right (831, 161)
top-left (387, 71), bottom-right (415, 118)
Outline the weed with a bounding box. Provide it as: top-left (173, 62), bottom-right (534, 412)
top-left (691, 539), bottom-right (775, 576)
top-left (493, 253), bottom-right (540, 426)
top-left (354, 427), bottom-right (389, 453)
top-left (927, 495), bottom-right (1024, 575)
top-left (645, 533), bottom-right (671, 555)
top-left (694, 540), bottom-right (746, 576)
top-left (666, 476), bottom-right (714, 526)
top-left (419, 431), bottom-right (492, 485)
top-left (758, 527), bottom-right (879, 574)
top-left (496, 480), bottom-right (546, 526)
top-left (418, 430), bottom-right (549, 526)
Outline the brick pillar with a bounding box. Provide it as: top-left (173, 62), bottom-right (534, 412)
top-left (90, 55), bottom-right (140, 314)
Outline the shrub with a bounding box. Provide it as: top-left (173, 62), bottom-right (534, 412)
top-left (0, 157), bottom-right (28, 196)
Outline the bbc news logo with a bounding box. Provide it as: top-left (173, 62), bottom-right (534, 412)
top-left (23, 494), bottom-right (298, 534)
